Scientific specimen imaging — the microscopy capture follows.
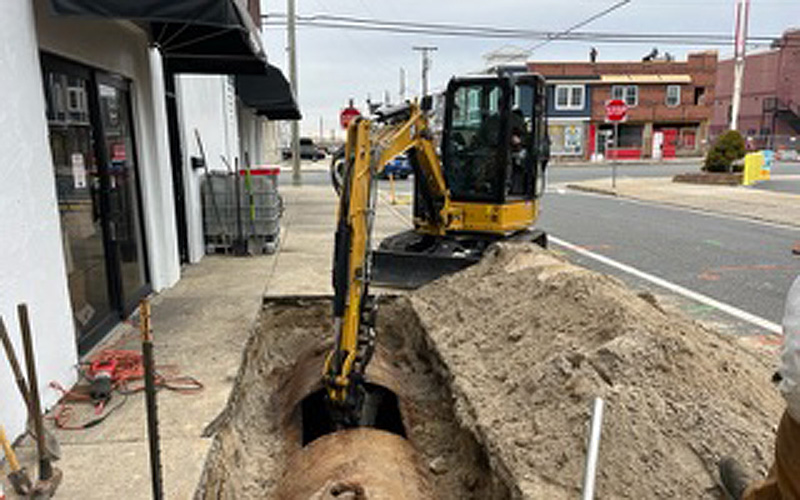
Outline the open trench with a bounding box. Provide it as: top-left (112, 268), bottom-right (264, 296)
top-left (195, 296), bottom-right (516, 499)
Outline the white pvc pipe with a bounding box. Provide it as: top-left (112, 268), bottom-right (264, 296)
top-left (581, 397), bottom-right (605, 500)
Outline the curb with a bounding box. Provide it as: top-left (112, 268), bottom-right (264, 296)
top-left (565, 184), bottom-right (618, 196)
top-left (565, 183), bottom-right (800, 230)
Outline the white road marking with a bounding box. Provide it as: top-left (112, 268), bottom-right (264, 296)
top-left (549, 235), bottom-right (784, 335)
top-left (379, 192), bottom-right (413, 224)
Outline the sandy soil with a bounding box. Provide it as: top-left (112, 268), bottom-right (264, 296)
top-left (408, 243), bottom-right (784, 499)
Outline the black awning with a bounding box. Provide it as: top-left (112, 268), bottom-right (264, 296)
top-left (235, 65), bottom-right (302, 121)
top-left (48, 0), bottom-right (266, 74)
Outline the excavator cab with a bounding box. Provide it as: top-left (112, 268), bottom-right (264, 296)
top-left (440, 73), bottom-right (548, 205)
top-left (374, 72), bottom-right (549, 288)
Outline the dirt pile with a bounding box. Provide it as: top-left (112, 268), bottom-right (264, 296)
top-left (406, 243), bottom-right (784, 498)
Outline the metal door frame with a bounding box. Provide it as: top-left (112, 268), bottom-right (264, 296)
top-left (94, 70), bottom-right (152, 317)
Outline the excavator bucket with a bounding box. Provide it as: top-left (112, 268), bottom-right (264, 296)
top-left (371, 248), bottom-right (480, 289)
top-left (370, 229), bottom-right (547, 289)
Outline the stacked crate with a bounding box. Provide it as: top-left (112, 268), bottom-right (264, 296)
top-left (202, 168), bottom-right (282, 254)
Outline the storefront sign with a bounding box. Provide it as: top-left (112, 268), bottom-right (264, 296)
top-left (71, 153), bottom-right (87, 189)
top-left (564, 125), bottom-right (583, 153)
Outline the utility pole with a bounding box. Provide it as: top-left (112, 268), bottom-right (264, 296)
top-left (319, 116), bottom-right (323, 142)
top-left (413, 46), bottom-right (437, 97)
top-left (399, 67), bottom-right (406, 102)
top-left (730, 0), bottom-right (750, 131)
top-left (287, 0), bottom-right (301, 184)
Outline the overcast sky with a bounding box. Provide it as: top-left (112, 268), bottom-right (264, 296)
top-left (259, 0), bottom-right (800, 139)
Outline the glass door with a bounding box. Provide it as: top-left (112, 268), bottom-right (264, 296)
top-left (96, 76), bottom-right (149, 313)
top-left (43, 64), bottom-right (116, 340)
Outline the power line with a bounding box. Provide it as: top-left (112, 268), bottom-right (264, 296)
top-left (262, 23), bottom-right (784, 48)
top-left (526, 0), bottom-right (632, 54)
top-left (262, 13), bottom-right (784, 47)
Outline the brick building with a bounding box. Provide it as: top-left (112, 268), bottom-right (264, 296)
top-left (712, 29), bottom-right (800, 151)
top-left (526, 51), bottom-right (718, 160)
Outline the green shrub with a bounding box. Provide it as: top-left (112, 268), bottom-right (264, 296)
top-left (704, 131), bottom-right (746, 172)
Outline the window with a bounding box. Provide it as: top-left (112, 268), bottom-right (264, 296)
top-left (554, 85), bottom-right (585, 110)
top-left (445, 82), bottom-right (509, 201)
top-left (466, 87), bottom-right (482, 124)
top-left (666, 85), bottom-right (681, 107)
top-left (680, 129), bottom-right (697, 149)
top-left (611, 85), bottom-right (638, 107)
top-left (694, 87), bottom-right (706, 105)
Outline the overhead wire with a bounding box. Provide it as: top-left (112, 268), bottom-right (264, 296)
top-left (525, 0), bottom-right (632, 55)
top-left (262, 13), bottom-right (789, 48)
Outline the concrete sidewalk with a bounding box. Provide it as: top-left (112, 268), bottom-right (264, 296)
top-left (0, 174), bottom-right (412, 499)
top-left (566, 176), bottom-right (800, 228)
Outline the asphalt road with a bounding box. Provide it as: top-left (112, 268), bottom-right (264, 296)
top-left (539, 190), bottom-right (800, 332)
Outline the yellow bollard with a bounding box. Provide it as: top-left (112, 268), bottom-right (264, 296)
top-left (743, 152), bottom-right (764, 186)
top-left (389, 173), bottom-right (397, 205)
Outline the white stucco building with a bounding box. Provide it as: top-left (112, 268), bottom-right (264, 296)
top-left (0, 0), bottom-right (298, 439)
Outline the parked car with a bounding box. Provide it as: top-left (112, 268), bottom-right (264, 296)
top-left (281, 138), bottom-right (326, 161)
top-left (379, 154), bottom-right (413, 179)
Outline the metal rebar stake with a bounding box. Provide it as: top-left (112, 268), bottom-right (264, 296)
top-left (581, 397), bottom-right (605, 500)
top-left (141, 299), bottom-right (164, 500)
top-left (18, 304), bottom-right (52, 483)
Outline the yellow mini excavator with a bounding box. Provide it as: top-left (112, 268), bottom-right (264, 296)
top-left (324, 72), bottom-right (550, 425)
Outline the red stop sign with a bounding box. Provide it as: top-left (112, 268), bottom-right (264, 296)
top-left (605, 99), bottom-right (628, 122)
top-left (340, 107), bottom-right (361, 129)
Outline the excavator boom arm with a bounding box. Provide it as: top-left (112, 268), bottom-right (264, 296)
top-left (324, 103), bottom-right (447, 421)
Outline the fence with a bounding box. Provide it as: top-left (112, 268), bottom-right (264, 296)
top-left (706, 134), bottom-right (800, 160)
top-left (202, 168), bottom-right (282, 255)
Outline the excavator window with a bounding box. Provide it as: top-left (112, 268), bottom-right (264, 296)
top-left (441, 74), bottom-right (547, 205)
top-left (443, 82), bottom-right (508, 202)
top-left (509, 80), bottom-right (547, 199)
